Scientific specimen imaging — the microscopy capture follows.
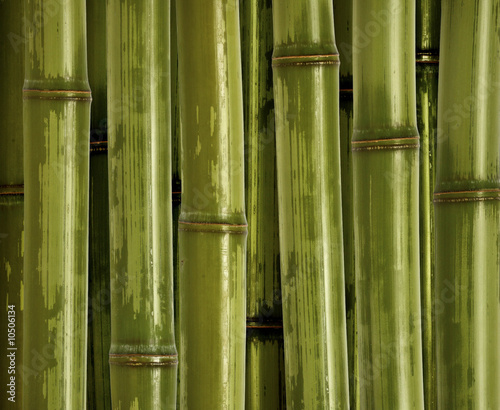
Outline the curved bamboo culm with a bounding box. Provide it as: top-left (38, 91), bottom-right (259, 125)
top-left (240, 0), bottom-right (286, 408)
top-left (86, 0), bottom-right (111, 408)
top-left (272, 1), bottom-right (349, 408)
top-left (333, 0), bottom-right (358, 408)
top-left (176, 0), bottom-right (247, 408)
top-left (107, 0), bottom-right (177, 408)
top-left (170, 0), bottom-right (182, 406)
top-left (416, 0), bottom-right (440, 408)
top-left (352, 1), bottom-right (424, 408)
top-left (23, 0), bottom-right (91, 406)
top-left (435, 1), bottom-right (500, 408)
top-left (0, 1), bottom-right (24, 406)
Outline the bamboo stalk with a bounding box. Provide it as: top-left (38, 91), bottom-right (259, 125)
top-left (240, 0), bottom-right (285, 407)
top-left (176, 0), bottom-right (247, 408)
top-left (86, 0), bottom-right (110, 408)
top-left (87, 142), bottom-right (111, 410)
top-left (22, 0), bottom-right (91, 406)
top-left (352, 1), bottom-right (424, 408)
top-left (333, 0), bottom-right (358, 408)
top-left (435, 1), bottom-right (500, 407)
top-left (107, 0), bottom-right (177, 408)
top-left (416, 0), bottom-right (440, 408)
top-left (272, 1), bottom-right (349, 407)
top-left (0, 1), bottom-right (24, 407)
top-left (170, 0), bottom-right (182, 405)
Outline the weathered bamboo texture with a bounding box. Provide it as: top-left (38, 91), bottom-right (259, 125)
top-left (435, 1), bottom-right (500, 408)
top-left (0, 1), bottom-right (24, 406)
top-left (176, 0), bottom-right (247, 408)
top-left (333, 0), bottom-right (358, 408)
top-left (23, 0), bottom-right (91, 407)
top-left (416, 0), bottom-right (440, 408)
top-left (107, 0), bottom-right (177, 408)
top-left (272, 1), bottom-right (349, 407)
top-left (353, 1), bottom-right (424, 408)
top-left (240, 0), bottom-right (286, 408)
top-left (86, 0), bottom-right (111, 408)
top-left (170, 0), bottom-right (182, 406)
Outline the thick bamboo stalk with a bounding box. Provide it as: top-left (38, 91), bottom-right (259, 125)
top-left (435, 1), bottom-right (500, 407)
top-left (107, 0), bottom-right (177, 408)
top-left (86, 1), bottom-right (110, 408)
top-left (240, 0), bottom-right (285, 407)
top-left (22, 0), bottom-right (91, 406)
top-left (0, 1), bottom-right (24, 407)
top-left (416, 0), bottom-right (440, 408)
top-left (272, 1), bottom-right (349, 407)
top-left (352, 1), bottom-right (424, 408)
top-left (176, 0), bottom-right (247, 408)
top-left (333, 0), bottom-right (358, 408)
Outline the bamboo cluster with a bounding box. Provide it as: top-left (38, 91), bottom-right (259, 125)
top-left (1, 0), bottom-right (499, 408)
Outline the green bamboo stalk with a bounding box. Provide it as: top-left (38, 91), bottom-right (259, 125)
top-left (107, 0), bottom-right (177, 408)
top-left (170, 1), bottom-right (182, 406)
top-left (0, 1), bottom-right (24, 407)
top-left (23, 0), bottom-right (91, 406)
top-left (86, 0), bottom-right (110, 408)
top-left (176, 0), bottom-right (247, 408)
top-left (333, 1), bottom-right (358, 408)
top-left (416, 0), bottom-right (440, 408)
top-left (435, 1), bottom-right (500, 407)
top-left (352, 1), bottom-right (424, 408)
top-left (272, 1), bottom-right (349, 407)
top-left (240, 0), bottom-right (285, 407)
top-left (87, 143), bottom-right (111, 410)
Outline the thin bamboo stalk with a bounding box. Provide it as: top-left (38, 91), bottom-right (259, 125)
top-left (333, 0), bottom-right (358, 408)
top-left (435, 1), bottom-right (500, 407)
top-left (272, 1), bottom-right (349, 407)
top-left (416, 0), bottom-right (440, 408)
top-left (0, 1), bottom-right (24, 407)
top-left (107, 0), bottom-right (177, 408)
top-left (86, 0), bottom-right (110, 408)
top-left (170, 1), bottom-right (182, 405)
top-left (87, 143), bottom-right (111, 410)
top-left (240, 0), bottom-right (285, 407)
top-left (176, 0), bottom-right (247, 408)
top-left (22, 0), bottom-right (91, 406)
top-left (352, 1), bottom-right (424, 408)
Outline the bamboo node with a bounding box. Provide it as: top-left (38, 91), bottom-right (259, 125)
top-left (352, 136), bottom-right (420, 151)
top-left (23, 89), bottom-right (92, 101)
top-left (109, 353), bottom-right (178, 367)
top-left (272, 53), bottom-right (340, 67)
top-left (433, 189), bottom-right (500, 203)
top-left (178, 220), bottom-right (247, 234)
